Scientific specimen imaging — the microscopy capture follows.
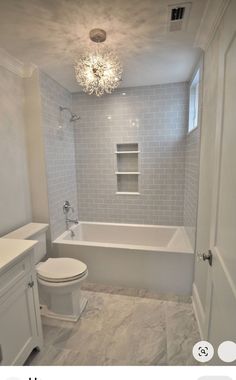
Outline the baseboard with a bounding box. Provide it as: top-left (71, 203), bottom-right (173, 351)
top-left (192, 283), bottom-right (205, 340)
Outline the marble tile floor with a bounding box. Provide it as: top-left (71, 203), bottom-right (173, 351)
top-left (25, 288), bottom-right (200, 366)
top-left (81, 282), bottom-right (192, 303)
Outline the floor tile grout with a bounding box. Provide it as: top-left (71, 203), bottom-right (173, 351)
top-left (26, 287), bottom-right (199, 366)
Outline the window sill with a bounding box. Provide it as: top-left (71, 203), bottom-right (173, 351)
top-left (187, 125), bottom-right (198, 135)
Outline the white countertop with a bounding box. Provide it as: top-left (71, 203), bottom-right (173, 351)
top-left (3, 223), bottom-right (49, 240)
top-left (0, 238), bottom-right (37, 273)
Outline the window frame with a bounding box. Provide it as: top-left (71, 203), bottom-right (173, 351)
top-left (188, 68), bottom-right (201, 134)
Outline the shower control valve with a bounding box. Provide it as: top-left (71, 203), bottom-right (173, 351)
top-left (63, 200), bottom-right (74, 214)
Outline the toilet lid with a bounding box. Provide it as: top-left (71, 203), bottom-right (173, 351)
top-left (37, 258), bottom-right (87, 282)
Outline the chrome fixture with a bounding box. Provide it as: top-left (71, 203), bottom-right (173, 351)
top-left (59, 106), bottom-right (80, 124)
top-left (197, 250), bottom-right (213, 266)
top-left (63, 200), bottom-right (74, 214)
top-left (74, 28), bottom-right (122, 96)
top-left (63, 201), bottom-right (79, 231)
top-left (66, 217), bottom-right (79, 225)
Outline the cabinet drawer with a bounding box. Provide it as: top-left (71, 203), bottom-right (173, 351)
top-left (0, 255), bottom-right (32, 297)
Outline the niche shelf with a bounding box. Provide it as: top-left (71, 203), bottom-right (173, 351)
top-left (115, 143), bottom-right (140, 194)
top-left (116, 192), bottom-right (140, 195)
top-left (115, 172), bottom-right (140, 175)
top-left (116, 143), bottom-right (139, 152)
top-left (115, 151), bottom-right (140, 154)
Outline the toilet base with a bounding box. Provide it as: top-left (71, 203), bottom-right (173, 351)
top-left (40, 296), bottom-right (88, 322)
top-left (38, 272), bottom-right (88, 322)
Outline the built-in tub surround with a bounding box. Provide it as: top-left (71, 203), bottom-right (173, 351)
top-left (183, 127), bottom-right (201, 248)
top-left (54, 222), bottom-right (194, 296)
top-left (72, 82), bottom-right (188, 226)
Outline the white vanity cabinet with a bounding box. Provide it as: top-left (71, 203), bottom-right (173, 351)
top-left (0, 239), bottom-right (43, 365)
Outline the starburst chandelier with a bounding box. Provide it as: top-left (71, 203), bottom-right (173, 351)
top-left (74, 29), bottom-right (122, 96)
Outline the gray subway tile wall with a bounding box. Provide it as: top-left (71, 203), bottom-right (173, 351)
top-left (39, 75), bottom-right (200, 242)
top-left (72, 83), bottom-right (189, 226)
top-left (183, 127), bottom-right (200, 248)
top-left (39, 71), bottom-right (78, 239)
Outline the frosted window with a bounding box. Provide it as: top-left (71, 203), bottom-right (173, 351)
top-left (189, 69), bottom-right (200, 133)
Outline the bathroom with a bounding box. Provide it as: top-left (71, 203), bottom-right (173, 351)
top-left (0, 0), bottom-right (236, 369)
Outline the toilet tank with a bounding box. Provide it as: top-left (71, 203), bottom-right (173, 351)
top-left (30, 231), bottom-right (47, 264)
top-left (3, 223), bottom-right (49, 264)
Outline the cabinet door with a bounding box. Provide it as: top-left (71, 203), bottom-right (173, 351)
top-left (0, 274), bottom-right (39, 365)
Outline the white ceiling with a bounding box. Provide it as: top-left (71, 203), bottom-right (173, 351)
top-left (0, 0), bottom-right (207, 92)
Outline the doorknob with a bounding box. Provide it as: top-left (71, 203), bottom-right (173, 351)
top-left (197, 250), bottom-right (213, 266)
top-left (28, 280), bottom-right (34, 288)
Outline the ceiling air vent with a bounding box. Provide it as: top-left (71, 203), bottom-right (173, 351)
top-left (168, 2), bottom-right (191, 32)
top-left (171, 7), bottom-right (185, 21)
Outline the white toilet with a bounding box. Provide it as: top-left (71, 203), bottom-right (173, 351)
top-left (3, 223), bottom-right (88, 321)
top-left (37, 257), bottom-right (88, 321)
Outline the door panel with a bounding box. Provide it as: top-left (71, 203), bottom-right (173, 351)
top-left (193, 29), bottom-right (220, 328)
top-left (195, 0), bottom-right (236, 364)
top-left (208, 251), bottom-right (236, 365)
top-left (205, 5), bottom-right (236, 363)
top-left (216, 34), bottom-right (236, 283)
top-left (209, 251), bottom-right (236, 345)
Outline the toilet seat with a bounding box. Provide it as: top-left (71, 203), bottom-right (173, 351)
top-left (36, 257), bottom-right (87, 283)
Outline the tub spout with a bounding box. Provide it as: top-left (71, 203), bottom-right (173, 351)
top-left (66, 218), bottom-right (79, 224)
top-left (66, 218), bottom-right (79, 231)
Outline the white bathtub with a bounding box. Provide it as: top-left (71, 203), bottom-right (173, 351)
top-left (53, 222), bottom-right (194, 296)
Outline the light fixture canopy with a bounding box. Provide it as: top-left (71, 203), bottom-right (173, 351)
top-left (74, 29), bottom-right (122, 96)
top-left (89, 28), bottom-right (106, 43)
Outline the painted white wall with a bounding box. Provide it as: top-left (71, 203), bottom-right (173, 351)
top-left (24, 68), bottom-right (50, 225)
top-left (0, 65), bottom-right (32, 236)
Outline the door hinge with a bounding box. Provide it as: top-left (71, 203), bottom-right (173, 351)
top-left (0, 344), bottom-right (3, 362)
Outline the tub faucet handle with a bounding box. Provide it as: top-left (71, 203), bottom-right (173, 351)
top-left (63, 200), bottom-right (74, 214)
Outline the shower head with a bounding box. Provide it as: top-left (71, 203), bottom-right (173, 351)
top-left (59, 106), bottom-right (80, 123)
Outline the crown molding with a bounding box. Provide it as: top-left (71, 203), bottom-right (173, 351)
top-left (23, 62), bottom-right (37, 78)
top-left (195, 0), bottom-right (230, 51)
top-left (0, 48), bottom-right (36, 78)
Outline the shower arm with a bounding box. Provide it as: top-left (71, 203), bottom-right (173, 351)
top-left (59, 106), bottom-right (80, 122)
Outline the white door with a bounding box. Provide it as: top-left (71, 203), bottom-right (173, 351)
top-left (202, 2), bottom-right (236, 364)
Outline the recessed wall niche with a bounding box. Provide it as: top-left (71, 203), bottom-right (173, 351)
top-left (115, 143), bottom-right (140, 195)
